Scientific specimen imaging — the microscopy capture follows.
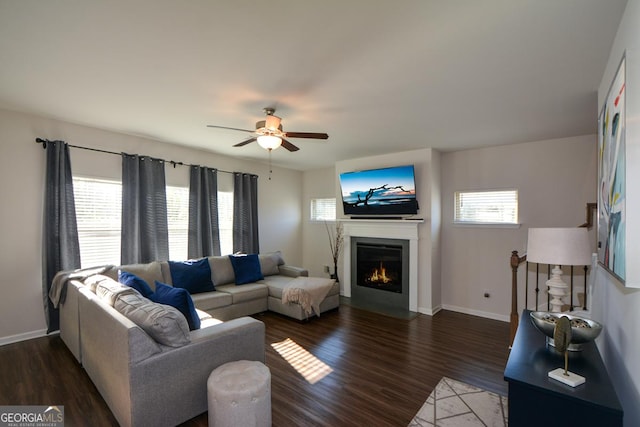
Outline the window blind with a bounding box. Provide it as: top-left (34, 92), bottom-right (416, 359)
top-left (74, 178), bottom-right (196, 266)
top-left (311, 198), bottom-right (336, 221)
top-left (454, 190), bottom-right (518, 224)
top-left (73, 177), bottom-right (122, 267)
top-left (166, 186), bottom-right (189, 261)
top-left (218, 191), bottom-right (234, 255)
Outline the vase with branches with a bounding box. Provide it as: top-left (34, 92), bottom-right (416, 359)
top-left (325, 221), bottom-right (344, 282)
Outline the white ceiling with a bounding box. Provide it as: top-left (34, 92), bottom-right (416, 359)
top-left (0, 0), bottom-right (627, 170)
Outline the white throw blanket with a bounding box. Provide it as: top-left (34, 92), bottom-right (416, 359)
top-left (282, 277), bottom-right (335, 317)
top-left (49, 265), bottom-right (114, 308)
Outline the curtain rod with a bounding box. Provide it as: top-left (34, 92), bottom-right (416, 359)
top-left (35, 138), bottom-right (242, 175)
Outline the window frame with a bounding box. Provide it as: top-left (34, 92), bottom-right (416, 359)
top-left (310, 197), bottom-right (337, 222)
top-left (165, 185), bottom-right (189, 261)
top-left (453, 188), bottom-right (520, 228)
top-left (73, 176), bottom-right (123, 268)
top-left (217, 190), bottom-right (234, 255)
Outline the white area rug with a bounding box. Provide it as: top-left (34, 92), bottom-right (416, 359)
top-left (408, 377), bottom-right (508, 427)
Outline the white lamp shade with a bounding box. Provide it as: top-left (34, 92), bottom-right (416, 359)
top-left (527, 227), bottom-right (591, 266)
top-left (257, 135), bottom-right (282, 150)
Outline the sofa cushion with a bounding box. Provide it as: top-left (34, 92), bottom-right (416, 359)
top-left (228, 254), bottom-right (264, 285)
top-left (118, 270), bottom-right (154, 298)
top-left (169, 259), bottom-right (215, 294)
top-left (118, 261), bottom-right (164, 291)
top-left (114, 292), bottom-right (191, 347)
top-left (191, 291), bottom-right (233, 311)
top-left (95, 278), bottom-right (138, 306)
top-left (152, 281), bottom-right (201, 331)
top-left (208, 256), bottom-right (236, 286)
top-left (215, 283), bottom-right (269, 304)
top-left (159, 261), bottom-right (173, 285)
top-left (258, 251), bottom-right (285, 276)
top-left (263, 275), bottom-right (340, 299)
top-left (260, 275), bottom-right (297, 298)
top-left (84, 274), bottom-right (115, 293)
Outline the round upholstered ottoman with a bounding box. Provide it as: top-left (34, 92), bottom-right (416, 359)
top-left (207, 360), bottom-right (271, 427)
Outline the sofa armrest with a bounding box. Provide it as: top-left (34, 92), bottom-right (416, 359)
top-left (189, 316), bottom-right (265, 353)
top-left (128, 317), bottom-right (265, 426)
top-left (59, 279), bottom-right (84, 362)
top-left (278, 265), bottom-right (309, 278)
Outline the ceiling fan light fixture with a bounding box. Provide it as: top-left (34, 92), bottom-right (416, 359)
top-left (264, 114), bottom-right (281, 131)
top-left (257, 135), bottom-right (282, 150)
top-left (207, 107), bottom-right (326, 153)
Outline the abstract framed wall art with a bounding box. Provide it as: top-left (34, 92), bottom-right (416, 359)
top-left (597, 55), bottom-right (626, 283)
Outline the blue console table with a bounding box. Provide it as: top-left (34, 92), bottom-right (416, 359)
top-left (504, 310), bottom-right (623, 426)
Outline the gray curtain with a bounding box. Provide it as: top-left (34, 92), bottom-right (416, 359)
top-left (233, 172), bottom-right (259, 253)
top-left (188, 165), bottom-right (220, 258)
top-left (121, 153), bottom-right (169, 264)
top-left (43, 141), bottom-right (81, 333)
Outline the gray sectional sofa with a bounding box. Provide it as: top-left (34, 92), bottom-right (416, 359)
top-left (55, 252), bottom-right (339, 427)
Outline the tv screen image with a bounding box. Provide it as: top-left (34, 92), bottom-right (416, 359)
top-left (339, 165), bottom-right (418, 216)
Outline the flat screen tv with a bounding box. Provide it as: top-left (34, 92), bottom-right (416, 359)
top-left (339, 164), bottom-right (418, 216)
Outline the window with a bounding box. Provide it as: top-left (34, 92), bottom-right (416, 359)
top-left (454, 189), bottom-right (518, 225)
top-left (218, 191), bottom-right (234, 255)
top-left (74, 177), bottom-right (122, 268)
top-left (310, 198), bottom-right (336, 221)
top-left (74, 177), bottom-right (191, 267)
top-left (166, 186), bottom-right (189, 260)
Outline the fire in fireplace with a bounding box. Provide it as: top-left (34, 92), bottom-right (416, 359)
top-left (366, 262), bottom-right (393, 284)
top-left (356, 243), bottom-right (403, 293)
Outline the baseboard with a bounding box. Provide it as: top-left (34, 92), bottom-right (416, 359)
top-left (441, 304), bottom-right (509, 322)
top-left (0, 329), bottom-right (50, 347)
top-left (418, 305), bottom-right (442, 316)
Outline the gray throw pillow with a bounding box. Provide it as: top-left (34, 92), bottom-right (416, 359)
top-left (208, 256), bottom-right (236, 286)
top-left (118, 261), bottom-right (164, 292)
top-left (95, 278), bottom-right (138, 306)
top-left (259, 251), bottom-right (285, 276)
top-left (114, 292), bottom-right (191, 348)
top-left (84, 274), bottom-right (116, 293)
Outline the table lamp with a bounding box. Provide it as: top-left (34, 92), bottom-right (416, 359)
top-left (526, 228), bottom-right (591, 312)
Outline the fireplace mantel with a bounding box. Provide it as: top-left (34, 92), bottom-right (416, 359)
top-left (341, 219), bottom-right (423, 312)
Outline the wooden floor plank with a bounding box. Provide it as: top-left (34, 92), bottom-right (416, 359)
top-left (0, 304), bottom-right (509, 426)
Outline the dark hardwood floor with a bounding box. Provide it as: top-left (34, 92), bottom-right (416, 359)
top-left (0, 304), bottom-right (510, 426)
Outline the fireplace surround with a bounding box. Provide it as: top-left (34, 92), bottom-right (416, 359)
top-left (351, 237), bottom-right (409, 311)
top-left (341, 219), bottom-right (422, 312)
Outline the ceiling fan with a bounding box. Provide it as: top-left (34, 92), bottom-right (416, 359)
top-left (207, 107), bottom-right (329, 152)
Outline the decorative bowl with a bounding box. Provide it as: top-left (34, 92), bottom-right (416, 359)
top-left (530, 311), bottom-right (603, 351)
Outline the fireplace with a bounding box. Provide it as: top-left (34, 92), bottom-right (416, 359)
top-left (341, 219), bottom-right (422, 313)
top-left (357, 242), bottom-right (403, 293)
top-left (351, 237), bottom-right (410, 312)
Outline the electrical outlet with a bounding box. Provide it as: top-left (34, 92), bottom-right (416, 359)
top-left (324, 265), bottom-right (330, 273)
top-left (483, 290), bottom-right (490, 298)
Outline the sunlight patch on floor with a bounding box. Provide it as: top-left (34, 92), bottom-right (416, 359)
top-left (271, 338), bottom-right (333, 384)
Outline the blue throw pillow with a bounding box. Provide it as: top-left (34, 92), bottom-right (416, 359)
top-left (168, 259), bottom-right (215, 294)
top-left (152, 281), bottom-right (201, 331)
top-left (118, 270), bottom-right (154, 298)
top-left (228, 254), bottom-right (264, 285)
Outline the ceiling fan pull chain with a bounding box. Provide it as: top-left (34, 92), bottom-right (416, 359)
top-left (268, 148), bottom-right (273, 180)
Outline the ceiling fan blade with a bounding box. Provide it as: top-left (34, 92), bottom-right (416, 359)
top-left (284, 131), bottom-right (329, 140)
top-left (207, 125), bottom-right (254, 133)
top-left (280, 138), bottom-right (299, 152)
top-left (233, 137), bottom-right (257, 147)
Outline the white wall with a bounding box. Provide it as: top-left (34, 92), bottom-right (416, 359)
top-left (0, 108), bottom-right (303, 344)
top-left (302, 166), bottom-right (338, 278)
top-left (593, 0), bottom-right (640, 424)
top-left (334, 148), bottom-right (441, 314)
top-left (440, 135), bottom-right (597, 321)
